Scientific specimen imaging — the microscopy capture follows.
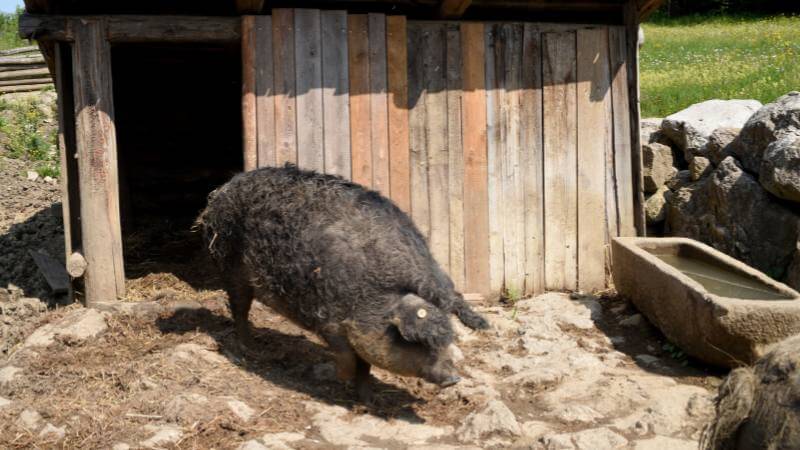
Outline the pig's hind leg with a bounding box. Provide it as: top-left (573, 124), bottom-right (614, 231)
top-left (223, 268), bottom-right (256, 348)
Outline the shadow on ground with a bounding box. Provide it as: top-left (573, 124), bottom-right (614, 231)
top-left (155, 305), bottom-right (426, 422)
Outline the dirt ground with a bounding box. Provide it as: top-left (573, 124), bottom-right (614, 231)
top-left (0, 154), bottom-right (724, 449)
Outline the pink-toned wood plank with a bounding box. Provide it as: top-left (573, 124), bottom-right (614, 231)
top-left (242, 15), bottom-right (257, 171)
top-left (387, 15), bottom-right (410, 211)
top-left (272, 9), bottom-right (297, 165)
top-left (368, 13), bottom-right (390, 194)
top-left (348, 14), bottom-right (371, 187)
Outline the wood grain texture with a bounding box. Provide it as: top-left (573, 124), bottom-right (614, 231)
top-left (407, 23), bottom-right (430, 239)
top-left (422, 23), bottom-right (450, 272)
top-left (484, 24), bottom-right (504, 294)
top-left (29, 249), bottom-right (69, 294)
top-left (609, 26), bottom-right (635, 237)
top-left (461, 22), bottom-right (490, 296)
top-left (295, 9), bottom-right (324, 172)
top-left (72, 19), bottom-right (125, 304)
top-left (624, 4), bottom-right (646, 236)
top-left (321, 10), bottom-right (351, 179)
top-left (386, 15), bottom-right (410, 211)
top-left (439, 0), bottom-right (472, 18)
top-left (542, 31), bottom-right (577, 291)
top-left (368, 13), bottom-right (390, 195)
top-left (242, 16), bottom-right (257, 171)
top-left (254, 15), bottom-right (275, 168)
top-left (273, 9), bottom-right (297, 165)
top-left (576, 27), bottom-right (611, 292)
top-left (521, 23), bottom-right (544, 295)
top-left (348, 14), bottom-right (371, 187)
top-left (54, 42), bottom-right (80, 263)
top-left (445, 23), bottom-right (465, 291)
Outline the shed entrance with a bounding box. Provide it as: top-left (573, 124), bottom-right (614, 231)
top-left (112, 43), bottom-right (242, 275)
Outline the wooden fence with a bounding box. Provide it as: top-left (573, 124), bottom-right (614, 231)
top-left (243, 10), bottom-right (638, 297)
top-left (0, 45), bottom-right (53, 94)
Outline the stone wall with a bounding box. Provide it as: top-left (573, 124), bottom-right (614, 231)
top-left (641, 92), bottom-right (800, 289)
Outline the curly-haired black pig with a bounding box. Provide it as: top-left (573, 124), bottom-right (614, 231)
top-left (197, 164), bottom-right (488, 399)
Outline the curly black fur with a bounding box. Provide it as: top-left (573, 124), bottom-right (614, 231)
top-left (197, 164), bottom-right (488, 347)
top-left (390, 294), bottom-right (454, 350)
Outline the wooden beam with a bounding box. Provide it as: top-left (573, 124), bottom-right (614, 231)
top-left (439, 0), bottom-right (472, 18)
top-left (29, 249), bottom-right (70, 294)
top-left (242, 15), bottom-right (258, 172)
top-left (72, 19), bottom-right (125, 304)
top-left (236, 0), bottom-right (265, 14)
top-left (624, 1), bottom-right (646, 236)
top-left (20, 14), bottom-right (241, 43)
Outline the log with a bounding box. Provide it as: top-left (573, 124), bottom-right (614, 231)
top-left (0, 77), bottom-right (53, 87)
top-left (0, 83), bottom-right (53, 94)
top-left (0, 46), bottom-right (39, 55)
top-left (0, 67), bottom-right (51, 81)
top-left (72, 19), bottom-right (125, 304)
top-left (67, 252), bottom-right (88, 278)
top-left (28, 249), bottom-right (70, 294)
top-left (20, 14), bottom-right (241, 43)
top-left (0, 56), bottom-right (45, 65)
top-left (0, 64), bottom-right (47, 72)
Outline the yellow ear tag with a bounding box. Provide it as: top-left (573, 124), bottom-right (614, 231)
top-left (417, 308), bottom-right (428, 319)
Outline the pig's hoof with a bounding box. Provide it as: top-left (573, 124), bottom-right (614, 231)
top-left (438, 375), bottom-right (461, 388)
top-left (457, 309), bottom-right (490, 330)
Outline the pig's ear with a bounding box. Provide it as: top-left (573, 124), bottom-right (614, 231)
top-left (390, 310), bottom-right (453, 349)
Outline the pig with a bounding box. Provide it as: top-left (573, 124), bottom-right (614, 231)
top-left (196, 164), bottom-right (488, 400)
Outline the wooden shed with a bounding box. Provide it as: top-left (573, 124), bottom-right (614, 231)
top-left (20, 0), bottom-right (662, 305)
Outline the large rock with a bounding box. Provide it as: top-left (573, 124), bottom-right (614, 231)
top-left (689, 156), bottom-right (712, 181)
top-left (642, 143), bottom-right (677, 193)
top-left (645, 186), bottom-right (670, 225)
top-left (704, 127), bottom-right (740, 165)
top-left (701, 334), bottom-right (800, 450)
top-left (457, 400), bottom-right (521, 443)
top-left (667, 157), bottom-right (800, 283)
top-left (759, 134), bottom-right (800, 202)
top-left (729, 91), bottom-right (800, 173)
top-left (662, 99), bottom-right (762, 160)
top-left (640, 117), bottom-right (664, 144)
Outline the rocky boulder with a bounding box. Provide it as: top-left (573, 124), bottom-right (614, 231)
top-left (729, 91), bottom-right (800, 174)
top-left (645, 186), bottom-right (671, 225)
top-left (690, 156), bottom-right (713, 181)
top-left (667, 157), bottom-right (800, 283)
top-left (643, 143), bottom-right (677, 193)
top-left (759, 134), bottom-right (800, 202)
top-left (704, 127), bottom-right (740, 165)
top-left (641, 117), bottom-right (665, 144)
top-left (661, 99), bottom-right (762, 160)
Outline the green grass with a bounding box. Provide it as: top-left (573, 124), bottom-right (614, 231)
top-left (640, 14), bottom-right (800, 118)
top-left (0, 97), bottom-right (60, 177)
top-left (0, 8), bottom-right (27, 50)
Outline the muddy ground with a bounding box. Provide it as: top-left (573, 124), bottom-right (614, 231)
top-left (0, 154), bottom-right (724, 449)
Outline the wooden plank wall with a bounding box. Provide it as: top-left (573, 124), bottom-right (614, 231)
top-left (245, 10), bottom-right (636, 295)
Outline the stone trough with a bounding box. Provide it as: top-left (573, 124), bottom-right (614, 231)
top-left (612, 237), bottom-right (800, 368)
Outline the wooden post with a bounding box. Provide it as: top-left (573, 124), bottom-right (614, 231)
top-left (625, 0), bottom-right (646, 236)
top-left (242, 15), bottom-right (257, 171)
top-left (55, 42), bottom-right (80, 264)
top-left (72, 19), bottom-right (125, 305)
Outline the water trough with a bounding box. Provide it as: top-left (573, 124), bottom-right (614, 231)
top-left (612, 237), bottom-right (800, 367)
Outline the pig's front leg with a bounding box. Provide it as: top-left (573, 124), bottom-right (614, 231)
top-left (323, 333), bottom-right (374, 404)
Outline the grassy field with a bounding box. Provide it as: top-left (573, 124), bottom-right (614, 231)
top-left (640, 14), bottom-right (800, 118)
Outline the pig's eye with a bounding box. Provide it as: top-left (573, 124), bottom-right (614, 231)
top-left (416, 308), bottom-right (427, 319)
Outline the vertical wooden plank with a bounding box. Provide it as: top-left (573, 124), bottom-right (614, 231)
top-left (542, 31), bottom-right (577, 291)
top-left (321, 10), bottom-right (351, 179)
top-left (446, 23), bottom-right (465, 291)
top-left (407, 23), bottom-right (430, 239)
top-left (72, 19), bottom-right (125, 304)
top-left (273, 8), bottom-right (297, 165)
top-left (387, 15), bottom-right (410, 211)
top-left (423, 24), bottom-right (450, 272)
top-left (502, 24), bottom-right (525, 295)
top-left (348, 14), bottom-right (371, 187)
top-left (609, 26), bottom-right (635, 237)
top-left (55, 42), bottom-right (80, 262)
top-left (521, 24), bottom-right (544, 295)
top-left (577, 27), bottom-right (611, 292)
top-left (255, 15), bottom-right (275, 168)
top-left (625, 3), bottom-right (646, 236)
top-left (461, 22), bottom-right (490, 296)
top-left (242, 15), bottom-right (258, 171)
top-left (368, 13), bottom-right (390, 194)
top-left (484, 24), bottom-right (504, 294)
top-left (295, 9), bottom-right (324, 172)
